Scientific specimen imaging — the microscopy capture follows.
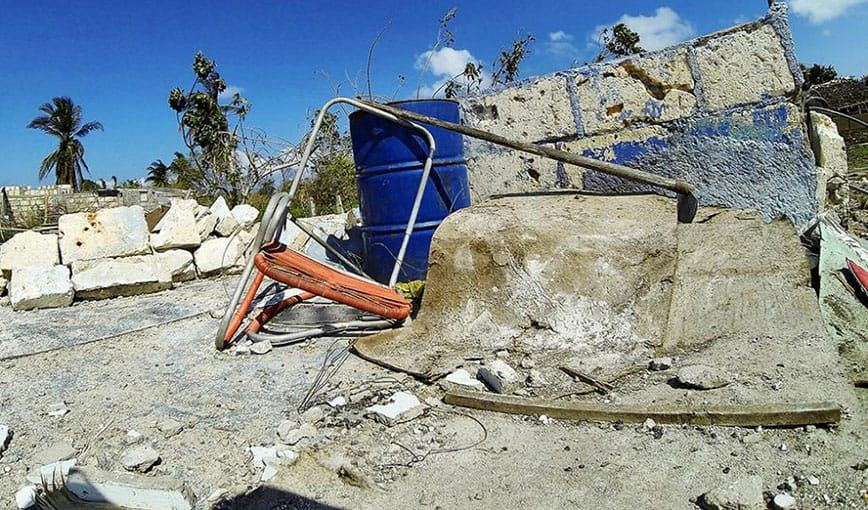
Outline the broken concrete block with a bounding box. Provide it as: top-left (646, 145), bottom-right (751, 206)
top-left (445, 369), bottom-right (484, 390)
top-left (64, 466), bottom-right (193, 510)
top-left (215, 213), bottom-right (240, 237)
top-left (15, 485), bottom-right (36, 509)
top-left (694, 24), bottom-right (795, 111)
top-left (0, 230), bottom-right (59, 274)
top-left (231, 204), bottom-right (259, 228)
top-left (71, 257), bottom-right (172, 299)
top-left (366, 391), bottom-right (424, 426)
top-left (701, 475), bottom-right (764, 510)
top-left (150, 200), bottom-right (201, 251)
top-left (59, 206), bottom-right (150, 263)
top-left (154, 250), bottom-right (196, 282)
top-left (32, 440), bottom-right (77, 465)
top-left (676, 365), bottom-right (731, 390)
top-left (153, 198), bottom-right (199, 232)
top-left (193, 236), bottom-right (246, 276)
top-left (209, 196), bottom-right (231, 221)
top-left (9, 265), bottom-right (74, 311)
top-left (477, 359), bottom-right (521, 394)
top-left (120, 444), bottom-right (160, 473)
top-left (195, 212), bottom-right (218, 241)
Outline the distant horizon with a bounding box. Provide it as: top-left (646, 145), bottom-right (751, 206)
top-left (2, 0), bottom-right (866, 189)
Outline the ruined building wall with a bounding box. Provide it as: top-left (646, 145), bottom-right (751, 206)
top-left (457, 3), bottom-right (818, 226)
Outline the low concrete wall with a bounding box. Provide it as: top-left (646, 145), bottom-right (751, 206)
top-left (458, 3), bottom-right (817, 226)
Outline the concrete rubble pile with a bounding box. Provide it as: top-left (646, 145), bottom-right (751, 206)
top-left (0, 195), bottom-right (358, 311)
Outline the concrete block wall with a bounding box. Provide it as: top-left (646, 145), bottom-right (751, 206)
top-left (458, 3), bottom-right (817, 225)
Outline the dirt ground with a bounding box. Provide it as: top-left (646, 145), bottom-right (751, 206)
top-left (0, 276), bottom-right (866, 509)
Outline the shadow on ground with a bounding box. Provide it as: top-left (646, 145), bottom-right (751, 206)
top-left (213, 487), bottom-right (345, 510)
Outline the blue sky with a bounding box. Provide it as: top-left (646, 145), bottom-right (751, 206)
top-left (1, 0), bottom-right (866, 187)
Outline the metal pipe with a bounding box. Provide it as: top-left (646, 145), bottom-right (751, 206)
top-left (809, 106), bottom-right (868, 130)
top-left (359, 99), bottom-right (696, 197)
top-left (247, 320), bottom-right (395, 345)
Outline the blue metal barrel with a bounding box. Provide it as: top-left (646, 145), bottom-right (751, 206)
top-left (349, 99), bottom-right (471, 284)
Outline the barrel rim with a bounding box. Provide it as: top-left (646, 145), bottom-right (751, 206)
top-left (349, 98), bottom-right (460, 121)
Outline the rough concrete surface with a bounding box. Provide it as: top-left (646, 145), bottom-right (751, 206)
top-left (58, 205), bottom-right (151, 263)
top-left (0, 274), bottom-right (864, 509)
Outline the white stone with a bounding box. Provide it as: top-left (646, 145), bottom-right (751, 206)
top-left (9, 265), bottom-right (73, 311)
top-left (649, 357), bottom-right (673, 371)
top-left (642, 418), bottom-right (657, 431)
top-left (366, 391), bottom-right (424, 426)
top-left (154, 250), bottom-right (196, 282)
top-left (59, 206), bottom-right (150, 263)
top-left (676, 365), bottom-right (731, 390)
top-left (71, 257), bottom-right (172, 299)
top-left (300, 406), bottom-right (325, 424)
top-left (64, 466), bottom-right (193, 510)
top-left (477, 359), bottom-right (521, 394)
top-left (250, 339), bottom-right (272, 355)
top-left (694, 24), bottom-right (795, 111)
top-left (248, 446), bottom-right (298, 470)
top-left (214, 214), bottom-right (240, 237)
top-left (157, 418), bottom-right (184, 438)
top-left (806, 475), bottom-right (819, 486)
top-left (0, 230), bottom-right (59, 273)
top-left (772, 493), bottom-right (797, 510)
top-left (15, 485), bottom-right (36, 509)
top-left (327, 396), bottom-right (347, 408)
top-left (261, 463), bottom-right (278, 482)
top-left (47, 401), bottom-right (70, 417)
top-left (195, 212), bottom-right (218, 241)
top-left (209, 196), bottom-right (232, 221)
top-left (121, 444), bottom-right (160, 473)
top-left (231, 204), bottom-right (259, 228)
top-left (279, 423), bottom-right (317, 445)
top-left (193, 236), bottom-right (247, 276)
top-left (278, 218), bottom-right (308, 249)
top-left (153, 198), bottom-right (198, 232)
top-left (150, 200), bottom-right (201, 251)
top-left (0, 424), bottom-right (9, 454)
top-left (702, 476), bottom-right (764, 510)
top-left (125, 429), bottom-right (143, 445)
top-left (445, 369), bottom-right (485, 389)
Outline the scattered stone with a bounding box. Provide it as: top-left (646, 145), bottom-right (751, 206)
top-left (125, 429), bottom-right (143, 445)
top-left (15, 485), bottom-right (36, 509)
top-left (328, 396), bottom-right (347, 408)
top-left (280, 423), bottom-right (318, 445)
top-left (250, 339), bottom-right (273, 355)
top-left (152, 250), bottom-right (197, 282)
top-left (157, 418), bottom-right (184, 438)
top-left (701, 475), bottom-right (764, 510)
top-left (209, 196), bottom-right (232, 221)
top-left (642, 418), bottom-right (657, 431)
top-left (59, 206), bottom-right (150, 263)
top-left (231, 204), bottom-right (259, 228)
top-left (150, 199), bottom-right (201, 250)
top-left (47, 401), bottom-right (70, 417)
top-left (772, 493), bottom-right (797, 510)
top-left (527, 368), bottom-right (549, 387)
top-left (0, 230), bottom-right (59, 274)
top-left (539, 415), bottom-right (551, 425)
top-left (806, 475), bottom-right (819, 486)
top-left (261, 463), bottom-right (279, 482)
top-left (64, 466), bottom-right (193, 510)
top-left (519, 358), bottom-right (535, 369)
top-left (194, 236), bottom-right (246, 275)
top-left (207, 489), bottom-right (228, 502)
top-left (248, 446), bottom-right (298, 470)
top-left (0, 424), bottom-right (10, 454)
top-left (233, 341), bottom-right (251, 355)
top-left (32, 441), bottom-right (77, 465)
top-left (477, 359), bottom-right (521, 394)
top-left (676, 365), bottom-right (731, 390)
top-left (649, 357), bottom-right (673, 371)
top-left (366, 391), bottom-right (424, 426)
top-left (445, 368), bottom-right (485, 389)
top-left (215, 214), bottom-right (240, 237)
top-left (71, 257), bottom-right (172, 299)
top-left (300, 406), bottom-right (325, 424)
top-left (9, 265), bottom-right (74, 311)
top-left (121, 444), bottom-right (161, 473)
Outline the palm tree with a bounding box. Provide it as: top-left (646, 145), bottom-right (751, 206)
top-left (146, 159), bottom-right (171, 187)
top-left (27, 97), bottom-right (103, 191)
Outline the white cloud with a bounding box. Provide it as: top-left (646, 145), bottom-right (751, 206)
top-left (789, 0), bottom-right (867, 24)
top-left (218, 84), bottom-right (243, 101)
top-left (546, 30), bottom-right (580, 58)
top-left (592, 7), bottom-right (695, 53)
top-left (414, 47), bottom-right (490, 97)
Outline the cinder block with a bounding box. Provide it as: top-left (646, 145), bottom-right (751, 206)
top-left (694, 24), bottom-right (795, 111)
top-left (461, 76), bottom-right (575, 142)
top-left (576, 48), bottom-right (697, 136)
